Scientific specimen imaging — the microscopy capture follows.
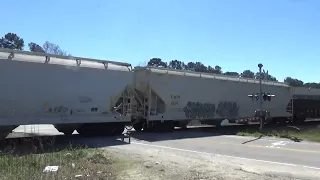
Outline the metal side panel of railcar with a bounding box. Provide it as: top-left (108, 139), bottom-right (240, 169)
top-left (135, 67), bottom-right (292, 123)
top-left (290, 87), bottom-right (320, 120)
top-left (0, 49), bottom-right (133, 126)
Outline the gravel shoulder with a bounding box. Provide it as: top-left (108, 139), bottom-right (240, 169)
top-left (106, 142), bottom-right (320, 180)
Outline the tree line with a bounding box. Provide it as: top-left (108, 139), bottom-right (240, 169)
top-left (146, 59), bottom-right (320, 89)
top-left (0, 32), bottom-right (70, 56)
top-left (1, 32), bottom-right (319, 88)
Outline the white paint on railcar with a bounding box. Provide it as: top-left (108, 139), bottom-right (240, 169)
top-left (0, 50), bottom-right (133, 126)
top-left (134, 67), bottom-right (291, 122)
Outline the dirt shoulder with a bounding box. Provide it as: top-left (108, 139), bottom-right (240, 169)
top-left (1, 133), bottom-right (319, 180)
top-left (107, 143), bottom-right (319, 180)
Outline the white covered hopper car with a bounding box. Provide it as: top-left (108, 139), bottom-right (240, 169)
top-left (0, 48), bottom-right (312, 139)
top-left (0, 48), bottom-right (133, 138)
top-left (132, 67), bottom-right (292, 131)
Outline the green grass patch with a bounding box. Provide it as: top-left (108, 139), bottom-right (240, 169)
top-left (0, 139), bottom-right (126, 180)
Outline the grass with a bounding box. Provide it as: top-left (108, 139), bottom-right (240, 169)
top-left (0, 137), bottom-right (126, 180)
top-left (237, 126), bottom-right (320, 142)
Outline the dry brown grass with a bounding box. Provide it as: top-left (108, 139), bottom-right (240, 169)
top-left (0, 137), bottom-right (123, 180)
top-left (237, 123), bottom-right (320, 142)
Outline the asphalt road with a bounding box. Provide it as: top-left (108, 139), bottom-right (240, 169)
top-left (131, 132), bottom-right (320, 168)
top-left (9, 124), bottom-right (320, 178)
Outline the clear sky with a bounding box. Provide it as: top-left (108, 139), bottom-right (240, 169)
top-left (2, 0), bottom-right (320, 82)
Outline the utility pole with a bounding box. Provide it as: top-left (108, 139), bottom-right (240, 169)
top-left (258, 63), bottom-right (264, 131)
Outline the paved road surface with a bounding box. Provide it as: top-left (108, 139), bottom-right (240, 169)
top-left (128, 131), bottom-right (320, 169)
top-left (9, 125), bottom-right (320, 178)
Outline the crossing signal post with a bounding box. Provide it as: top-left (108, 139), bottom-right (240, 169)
top-left (258, 63), bottom-right (264, 131)
top-left (247, 63), bottom-right (276, 131)
top-left (263, 93), bottom-right (268, 101)
top-left (247, 93), bottom-right (275, 102)
top-left (247, 64), bottom-right (276, 131)
top-left (248, 92), bottom-right (276, 130)
top-left (262, 93), bottom-right (275, 101)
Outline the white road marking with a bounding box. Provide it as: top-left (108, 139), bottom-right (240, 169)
top-left (131, 141), bottom-right (320, 171)
top-left (266, 141), bottom-right (290, 148)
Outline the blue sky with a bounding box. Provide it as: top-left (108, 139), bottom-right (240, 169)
top-left (2, 0), bottom-right (320, 82)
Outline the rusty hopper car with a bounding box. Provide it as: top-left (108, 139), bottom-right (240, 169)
top-left (287, 87), bottom-right (320, 123)
top-left (132, 67), bottom-right (292, 131)
top-left (0, 48), bottom-right (134, 139)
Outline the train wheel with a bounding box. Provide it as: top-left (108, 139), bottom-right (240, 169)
top-left (165, 121), bottom-right (174, 131)
top-left (213, 121), bottom-right (222, 128)
top-left (268, 118), bottom-right (277, 125)
top-left (133, 122), bottom-right (143, 132)
top-left (277, 118), bottom-right (287, 126)
top-left (143, 122), bottom-right (156, 132)
top-left (61, 129), bottom-right (74, 135)
top-left (77, 124), bottom-right (104, 136)
top-left (155, 121), bottom-right (174, 132)
top-left (291, 116), bottom-right (298, 125)
top-left (0, 133), bottom-right (9, 141)
top-left (298, 116), bottom-right (306, 124)
top-left (111, 125), bottom-right (125, 135)
top-left (76, 125), bottom-right (87, 136)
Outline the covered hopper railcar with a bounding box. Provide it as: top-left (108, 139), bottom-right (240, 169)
top-left (0, 48), bottom-right (133, 138)
top-left (132, 67), bottom-right (292, 131)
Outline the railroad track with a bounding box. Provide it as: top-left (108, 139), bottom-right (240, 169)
top-left (0, 119), bottom-right (318, 153)
top-left (183, 119), bottom-right (320, 132)
top-left (4, 119), bottom-right (320, 139)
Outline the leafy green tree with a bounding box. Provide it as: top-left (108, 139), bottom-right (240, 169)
top-left (28, 41), bottom-right (70, 56)
top-left (0, 33), bottom-right (24, 50)
top-left (240, 70), bottom-right (255, 78)
top-left (224, 71), bottom-right (239, 76)
top-left (207, 66), bottom-right (214, 73)
top-left (185, 62), bottom-right (196, 71)
top-left (194, 62), bottom-right (208, 72)
top-left (28, 42), bottom-right (45, 53)
top-left (147, 58), bottom-right (167, 68)
top-left (213, 65), bottom-right (222, 74)
top-left (168, 60), bottom-right (185, 70)
top-left (304, 82), bottom-right (320, 89)
top-left (255, 72), bottom-right (277, 82)
top-left (284, 77), bottom-right (304, 87)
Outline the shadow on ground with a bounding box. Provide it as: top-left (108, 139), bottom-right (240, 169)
top-left (129, 121), bottom-right (320, 143)
top-left (1, 121), bottom-right (319, 156)
top-left (0, 134), bottom-right (129, 156)
top-left (128, 125), bottom-right (258, 142)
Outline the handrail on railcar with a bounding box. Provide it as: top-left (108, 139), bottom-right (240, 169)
top-left (0, 48), bottom-right (132, 70)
